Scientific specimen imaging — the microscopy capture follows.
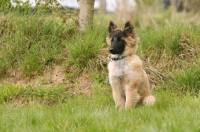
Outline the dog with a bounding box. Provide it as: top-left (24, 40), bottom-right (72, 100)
top-left (106, 20), bottom-right (156, 109)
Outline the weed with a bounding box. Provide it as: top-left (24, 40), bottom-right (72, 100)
top-left (169, 60), bottom-right (200, 95)
top-left (66, 18), bottom-right (107, 73)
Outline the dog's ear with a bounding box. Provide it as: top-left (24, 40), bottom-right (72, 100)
top-left (124, 21), bottom-right (134, 36)
top-left (108, 21), bottom-right (117, 33)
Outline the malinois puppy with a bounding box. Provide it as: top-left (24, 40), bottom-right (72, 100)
top-left (106, 20), bottom-right (156, 109)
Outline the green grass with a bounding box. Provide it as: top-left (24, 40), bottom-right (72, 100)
top-left (0, 11), bottom-right (107, 76)
top-left (169, 60), bottom-right (200, 95)
top-left (0, 13), bottom-right (69, 76)
top-left (0, 85), bottom-right (69, 104)
top-left (0, 87), bottom-right (200, 132)
top-left (1, 5), bottom-right (200, 132)
top-left (66, 18), bottom-right (107, 72)
top-left (0, 11), bottom-right (75, 77)
top-left (137, 24), bottom-right (200, 66)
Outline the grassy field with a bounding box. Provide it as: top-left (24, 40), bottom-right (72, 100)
top-left (1, 2), bottom-right (200, 132)
top-left (1, 88), bottom-right (200, 132)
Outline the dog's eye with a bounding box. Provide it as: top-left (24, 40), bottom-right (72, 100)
top-left (111, 38), bottom-right (114, 42)
top-left (117, 37), bottom-right (121, 41)
top-left (117, 37), bottom-right (124, 42)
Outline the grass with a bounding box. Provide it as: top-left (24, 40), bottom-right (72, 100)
top-left (1, 3), bottom-right (200, 132)
top-left (169, 60), bottom-right (200, 96)
top-left (0, 85), bottom-right (69, 104)
top-left (0, 13), bottom-right (69, 76)
top-left (137, 23), bottom-right (200, 72)
top-left (0, 88), bottom-right (200, 132)
top-left (0, 10), bottom-right (107, 76)
top-left (66, 18), bottom-right (107, 71)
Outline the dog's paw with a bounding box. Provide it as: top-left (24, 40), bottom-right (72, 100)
top-left (143, 95), bottom-right (156, 105)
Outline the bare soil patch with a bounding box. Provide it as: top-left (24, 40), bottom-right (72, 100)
top-left (1, 65), bottom-right (93, 96)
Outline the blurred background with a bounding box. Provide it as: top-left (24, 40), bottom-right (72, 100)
top-left (8, 0), bottom-right (200, 28)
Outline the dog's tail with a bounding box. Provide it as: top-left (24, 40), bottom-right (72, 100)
top-left (143, 95), bottom-right (156, 105)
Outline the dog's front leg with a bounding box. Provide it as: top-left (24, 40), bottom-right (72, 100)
top-left (110, 76), bottom-right (125, 109)
top-left (125, 83), bottom-right (140, 109)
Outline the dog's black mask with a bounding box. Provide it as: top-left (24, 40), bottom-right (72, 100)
top-left (109, 31), bottom-right (126, 54)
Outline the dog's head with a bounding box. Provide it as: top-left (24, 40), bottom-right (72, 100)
top-left (106, 21), bottom-right (138, 60)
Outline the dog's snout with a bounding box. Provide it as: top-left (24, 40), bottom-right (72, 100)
top-left (109, 48), bottom-right (114, 53)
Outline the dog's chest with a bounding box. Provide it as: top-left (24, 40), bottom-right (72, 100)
top-left (108, 59), bottom-right (128, 77)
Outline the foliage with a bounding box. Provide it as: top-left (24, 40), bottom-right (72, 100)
top-left (135, 0), bottom-right (157, 6)
top-left (12, 0), bottom-right (60, 7)
top-left (0, 0), bottom-right (11, 12)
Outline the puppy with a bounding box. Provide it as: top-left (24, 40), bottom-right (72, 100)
top-left (106, 20), bottom-right (156, 109)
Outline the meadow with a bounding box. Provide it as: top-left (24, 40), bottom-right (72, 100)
top-left (1, 3), bottom-right (200, 132)
top-left (1, 88), bottom-right (200, 132)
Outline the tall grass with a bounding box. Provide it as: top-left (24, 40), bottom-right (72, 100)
top-left (137, 23), bottom-right (200, 72)
top-left (169, 60), bottom-right (200, 95)
top-left (0, 8), bottom-right (108, 77)
top-left (0, 12), bottom-right (74, 76)
top-left (66, 18), bottom-right (107, 72)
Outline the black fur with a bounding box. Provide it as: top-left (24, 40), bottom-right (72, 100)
top-left (108, 21), bottom-right (117, 33)
top-left (108, 21), bottom-right (134, 55)
top-left (124, 21), bottom-right (133, 36)
top-left (109, 30), bottom-right (126, 54)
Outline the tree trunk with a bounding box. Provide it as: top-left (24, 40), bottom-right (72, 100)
top-left (78, 0), bottom-right (95, 31)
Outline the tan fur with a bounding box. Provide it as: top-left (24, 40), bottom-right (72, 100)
top-left (107, 21), bottom-right (156, 109)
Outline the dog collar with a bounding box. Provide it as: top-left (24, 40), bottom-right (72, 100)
top-left (111, 56), bottom-right (126, 61)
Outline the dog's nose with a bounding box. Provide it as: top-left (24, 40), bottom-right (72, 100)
top-left (109, 48), bottom-right (114, 53)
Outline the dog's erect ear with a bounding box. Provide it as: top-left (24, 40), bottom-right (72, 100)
top-left (108, 21), bottom-right (117, 33)
top-left (124, 21), bottom-right (134, 36)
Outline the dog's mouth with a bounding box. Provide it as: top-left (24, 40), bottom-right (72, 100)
top-left (110, 54), bottom-right (125, 61)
